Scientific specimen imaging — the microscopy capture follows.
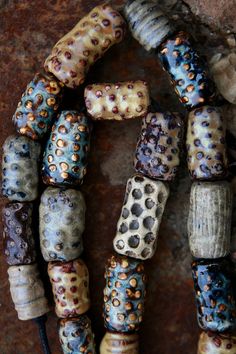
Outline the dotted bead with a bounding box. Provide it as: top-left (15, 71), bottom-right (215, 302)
top-left (198, 331), bottom-right (236, 354)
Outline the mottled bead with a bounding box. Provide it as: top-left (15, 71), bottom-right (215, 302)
top-left (2, 135), bottom-right (41, 201)
top-left (84, 81), bottom-right (150, 120)
top-left (59, 316), bottom-right (95, 354)
top-left (13, 72), bottom-right (64, 140)
top-left (186, 106), bottom-right (227, 180)
top-left (40, 187), bottom-right (85, 262)
top-left (44, 4), bottom-right (126, 89)
top-left (3, 202), bottom-right (36, 265)
top-left (8, 263), bottom-right (49, 320)
top-left (103, 255), bottom-right (146, 332)
top-left (198, 331), bottom-right (236, 354)
top-left (192, 259), bottom-right (236, 332)
top-left (124, 0), bottom-right (173, 51)
top-left (158, 31), bottom-right (216, 110)
top-left (113, 174), bottom-right (169, 260)
top-left (42, 111), bottom-right (91, 187)
top-left (100, 332), bottom-right (139, 354)
top-left (48, 259), bottom-right (90, 318)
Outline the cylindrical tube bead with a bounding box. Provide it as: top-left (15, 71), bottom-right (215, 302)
top-left (198, 332), bottom-right (236, 354)
top-left (113, 174), bottom-right (169, 260)
top-left (100, 332), bottom-right (139, 354)
top-left (2, 135), bottom-right (41, 201)
top-left (188, 181), bottom-right (232, 259)
top-left (8, 263), bottom-right (49, 320)
top-left (103, 255), bottom-right (146, 332)
top-left (42, 111), bottom-right (91, 187)
top-left (48, 259), bottom-right (90, 318)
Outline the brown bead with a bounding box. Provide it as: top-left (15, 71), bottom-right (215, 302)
top-left (100, 332), bottom-right (139, 354)
top-left (198, 331), bottom-right (236, 354)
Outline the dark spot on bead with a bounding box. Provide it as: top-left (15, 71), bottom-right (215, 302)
top-left (109, 94), bottom-right (116, 101)
top-left (141, 248), bottom-right (150, 258)
top-left (145, 198), bottom-right (155, 209)
top-left (128, 235), bottom-right (140, 248)
top-left (122, 208), bottom-right (129, 219)
top-left (131, 203), bottom-right (143, 217)
top-left (130, 220), bottom-right (139, 230)
top-left (102, 19), bottom-right (110, 26)
top-left (196, 152), bottom-right (204, 160)
top-left (132, 189), bottom-right (142, 199)
top-left (166, 137), bottom-right (172, 145)
top-left (201, 121), bottom-right (209, 127)
top-left (134, 175), bottom-right (144, 183)
top-left (144, 233), bottom-right (155, 244)
top-left (194, 139), bottom-right (201, 147)
top-left (116, 239), bottom-right (125, 250)
top-left (143, 216), bottom-right (155, 230)
top-left (119, 223), bottom-right (128, 234)
top-left (145, 184), bottom-right (154, 194)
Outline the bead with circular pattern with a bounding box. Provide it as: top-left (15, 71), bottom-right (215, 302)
top-left (198, 331), bottom-right (236, 354)
top-left (100, 332), bottom-right (139, 354)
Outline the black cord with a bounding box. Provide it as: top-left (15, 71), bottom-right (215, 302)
top-left (33, 315), bottom-right (52, 354)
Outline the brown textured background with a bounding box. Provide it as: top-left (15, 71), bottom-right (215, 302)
top-left (0, 1), bottom-right (235, 353)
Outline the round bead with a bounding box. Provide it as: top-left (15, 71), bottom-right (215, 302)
top-left (100, 332), bottom-right (139, 353)
top-left (198, 331), bottom-right (236, 354)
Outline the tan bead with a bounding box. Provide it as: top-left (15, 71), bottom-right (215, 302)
top-left (198, 331), bottom-right (236, 354)
top-left (100, 332), bottom-right (139, 354)
top-left (8, 264), bottom-right (49, 320)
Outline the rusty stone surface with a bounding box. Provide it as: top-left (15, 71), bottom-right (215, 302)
top-left (0, 1), bottom-right (235, 354)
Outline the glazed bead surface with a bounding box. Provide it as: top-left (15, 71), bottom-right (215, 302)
top-left (198, 331), bottom-right (236, 354)
top-left (103, 255), bottom-right (146, 332)
top-left (134, 112), bottom-right (182, 180)
top-left (186, 106), bottom-right (227, 180)
top-left (59, 316), bottom-right (95, 354)
top-left (84, 81), bottom-right (150, 120)
top-left (13, 72), bottom-right (64, 140)
top-left (8, 263), bottom-right (49, 320)
top-left (42, 111), bottom-right (91, 187)
top-left (158, 31), bottom-right (216, 110)
top-left (2, 135), bottom-right (41, 201)
top-left (113, 174), bottom-right (169, 260)
top-left (188, 181), bottom-right (232, 259)
top-left (124, 0), bottom-right (173, 51)
top-left (40, 187), bottom-right (85, 262)
top-left (44, 4), bottom-right (126, 89)
top-left (48, 259), bottom-right (90, 318)
top-left (192, 259), bottom-right (236, 332)
top-left (100, 332), bottom-right (139, 354)
top-left (3, 202), bottom-right (36, 265)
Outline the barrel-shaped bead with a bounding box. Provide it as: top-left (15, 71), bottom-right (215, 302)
top-left (3, 202), bottom-right (36, 265)
top-left (100, 332), bottom-right (139, 354)
top-left (44, 4), bottom-right (126, 89)
top-left (2, 135), bottom-right (41, 201)
top-left (158, 31), bottom-right (216, 110)
top-left (192, 259), bottom-right (236, 332)
top-left (124, 0), bottom-right (173, 51)
top-left (59, 316), bottom-right (95, 354)
top-left (103, 255), bottom-right (146, 332)
top-left (186, 106), bottom-right (227, 180)
top-left (13, 73), bottom-right (64, 140)
top-left (198, 332), bottom-right (236, 354)
top-left (113, 174), bottom-right (169, 260)
top-left (84, 81), bottom-right (150, 120)
top-left (8, 263), bottom-right (49, 320)
top-left (42, 111), bottom-right (91, 187)
top-left (48, 259), bottom-right (90, 318)
top-left (188, 182), bottom-right (232, 259)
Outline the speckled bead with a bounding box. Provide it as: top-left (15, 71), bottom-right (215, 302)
top-left (59, 316), bottom-right (95, 354)
top-left (192, 259), bottom-right (236, 332)
top-left (186, 106), bottom-right (227, 180)
top-left (48, 259), bottom-right (90, 318)
top-left (13, 73), bottom-right (64, 140)
top-left (103, 255), bottom-right (146, 332)
top-left (8, 263), bottom-right (49, 320)
top-left (2, 135), bottom-right (41, 201)
top-left (3, 202), bottom-right (36, 265)
top-left (134, 112), bottom-right (183, 180)
top-left (113, 174), bottom-right (169, 260)
top-left (158, 31), bottom-right (216, 110)
top-left (42, 111), bottom-right (91, 187)
top-left (100, 332), bottom-right (139, 354)
top-left (124, 0), bottom-right (173, 51)
top-left (198, 331), bottom-right (236, 354)
top-left (84, 81), bottom-right (150, 120)
top-left (44, 4), bottom-right (126, 89)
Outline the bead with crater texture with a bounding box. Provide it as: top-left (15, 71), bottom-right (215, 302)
top-left (100, 332), bottom-right (139, 354)
top-left (198, 331), bottom-right (236, 354)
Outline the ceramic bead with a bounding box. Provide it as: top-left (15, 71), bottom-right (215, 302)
top-left (198, 331), bottom-right (236, 354)
top-left (186, 106), bottom-right (227, 180)
top-left (113, 174), bottom-right (169, 260)
top-left (3, 202), bottom-right (36, 265)
top-left (124, 0), bottom-right (173, 51)
top-left (13, 73), bottom-right (64, 140)
top-left (158, 31), bottom-right (216, 110)
top-left (59, 316), bottom-right (95, 354)
top-left (192, 259), bottom-right (236, 332)
top-left (188, 181), bottom-right (232, 259)
top-left (42, 111), bottom-right (91, 187)
top-left (100, 332), bottom-right (139, 354)
top-left (44, 4), bottom-right (126, 89)
top-left (134, 112), bottom-right (183, 180)
top-left (84, 81), bottom-right (150, 121)
top-left (2, 135), bottom-right (41, 201)
top-left (103, 255), bottom-right (146, 332)
top-left (8, 263), bottom-right (49, 320)
top-left (48, 259), bottom-right (90, 318)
